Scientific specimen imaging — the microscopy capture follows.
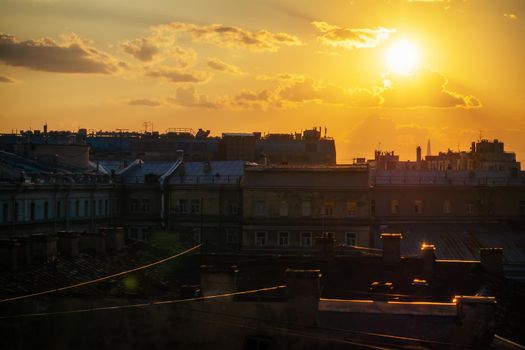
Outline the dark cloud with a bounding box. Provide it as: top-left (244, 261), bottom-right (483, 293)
top-left (128, 98), bottom-right (161, 107)
top-left (156, 22), bottom-right (303, 52)
top-left (146, 66), bottom-right (209, 83)
top-left (312, 21), bottom-right (395, 49)
top-left (0, 33), bottom-right (124, 74)
top-left (0, 75), bottom-right (16, 83)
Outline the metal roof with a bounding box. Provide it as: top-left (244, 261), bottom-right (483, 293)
top-left (170, 160), bottom-right (244, 185)
top-left (121, 160), bottom-right (178, 184)
top-left (376, 223), bottom-right (525, 263)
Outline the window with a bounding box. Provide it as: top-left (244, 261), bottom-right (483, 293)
top-left (300, 232), bottom-right (312, 247)
top-left (105, 199), bottom-right (109, 216)
top-left (229, 202), bottom-right (239, 215)
top-left (75, 200), bottom-right (80, 217)
top-left (443, 200), bottom-right (451, 214)
top-left (3, 203), bottom-right (9, 223)
top-left (279, 201), bottom-right (288, 217)
top-left (130, 199), bottom-right (139, 213)
top-left (244, 335), bottom-right (272, 350)
top-left (390, 200), bottom-right (399, 214)
top-left (467, 202), bottom-right (474, 215)
top-left (177, 199), bottom-right (188, 214)
top-left (301, 201), bottom-right (311, 217)
top-left (30, 202), bottom-right (35, 221)
top-left (142, 199), bottom-right (151, 213)
top-left (323, 202), bottom-right (334, 217)
top-left (190, 199), bottom-right (200, 214)
top-left (278, 232), bottom-right (289, 246)
top-left (255, 201), bottom-right (266, 216)
top-left (56, 201), bottom-right (62, 219)
top-left (193, 227), bottom-right (201, 244)
top-left (98, 199), bottom-right (102, 216)
top-left (84, 200), bottom-right (89, 217)
top-left (255, 231), bottom-right (267, 246)
top-left (414, 200), bottom-right (423, 214)
top-left (226, 229), bottom-right (238, 244)
top-left (44, 201), bottom-right (49, 219)
top-left (345, 232), bottom-right (357, 246)
top-left (347, 201), bottom-right (357, 217)
top-left (129, 227), bottom-right (138, 240)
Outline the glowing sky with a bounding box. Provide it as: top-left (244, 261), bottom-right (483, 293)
top-left (1, 0), bottom-right (524, 165)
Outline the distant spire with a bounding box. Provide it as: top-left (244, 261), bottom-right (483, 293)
top-left (426, 139), bottom-right (431, 156)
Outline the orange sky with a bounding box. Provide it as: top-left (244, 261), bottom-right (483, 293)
top-left (0, 0), bottom-right (524, 166)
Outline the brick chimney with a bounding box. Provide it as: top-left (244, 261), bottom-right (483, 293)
top-left (286, 269), bottom-right (321, 326)
top-left (200, 265), bottom-right (238, 299)
top-left (381, 233), bottom-right (402, 264)
top-left (314, 232), bottom-right (335, 260)
top-left (421, 243), bottom-right (436, 281)
top-left (479, 248), bottom-right (504, 277)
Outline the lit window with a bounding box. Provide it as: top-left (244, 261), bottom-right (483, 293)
top-left (255, 231), bottom-right (267, 246)
top-left (323, 202), bottom-right (334, 217)
top-left (278, 232), bottom-right (289, 246)
top-left (347, 201), bottom-right (357, 217)
top-left (345, 232), bottom-right (357, 246)
top-left (300, 232), bottom-right (312, 247)
top-left (390, 200), bottom-right (399, 214)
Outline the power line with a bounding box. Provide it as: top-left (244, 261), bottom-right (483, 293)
top-left (0, 285), bottom-right (286, 320)
top-left (0, 244), bottom-right (202, 304)
top-left (2, 284), bottom-right (475, 349)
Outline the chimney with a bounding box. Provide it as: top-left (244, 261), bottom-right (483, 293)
top-left (453, 296), bottom-right (496, 348)
top-left (314, 232), bottom-right (335, 260)
top-left (421, 243), bottom-right (436, 281)
top-left (381, 233), bottom-right (402, 264)
top-left (200, 265), bottom-right (238, 299)
top-left (416, 146), bottom-right (422, 162)
top-left (286, 269), bottom-right (321, 326)
top-left (479, 248), bottom-right (504, 277)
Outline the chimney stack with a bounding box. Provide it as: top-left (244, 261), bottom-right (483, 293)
top-left (286, 269), bottom-right (321, 326)
top-left (421, 243), bottom-right (436, 281)
top-left (416, 146), bottom-right (422, 163)
top-left (479, 248), bottom-right (504, 277)
top-left (381, 233), bottom-right (402, 264)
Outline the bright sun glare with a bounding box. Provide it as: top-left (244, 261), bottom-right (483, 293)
top-left (385, 39), bottom-right (421, 75)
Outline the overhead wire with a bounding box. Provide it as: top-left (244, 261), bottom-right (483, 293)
top-left (0, 244), bottom-right (201, 304)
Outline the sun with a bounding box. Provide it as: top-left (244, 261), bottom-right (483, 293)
top-left (385, 39), bottom-right (421, 75)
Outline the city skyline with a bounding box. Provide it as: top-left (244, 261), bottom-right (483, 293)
top-left (1, 0), bottom-right (524, 165)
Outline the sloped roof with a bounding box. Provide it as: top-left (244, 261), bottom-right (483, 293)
top-left (376, 223), bottom-right (525, 263)
top-left (120, 160), bottom-right (178, 184)
top-left (170, 161), bottom-right (244, 185)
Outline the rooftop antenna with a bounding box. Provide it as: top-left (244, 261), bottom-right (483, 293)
top-left (426, 139), bottom-right (431, 156)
